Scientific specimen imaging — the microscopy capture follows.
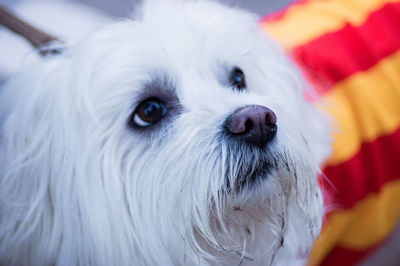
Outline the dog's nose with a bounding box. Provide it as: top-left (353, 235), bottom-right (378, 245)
top-left (227, 105), bottom-right (277, 147)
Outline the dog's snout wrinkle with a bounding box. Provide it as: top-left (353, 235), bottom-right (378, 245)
top-left (226, 105), bottom-right (277, 147)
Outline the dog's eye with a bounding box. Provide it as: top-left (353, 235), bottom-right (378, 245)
top-left (131, 98), bottom-right (167, 127)
top-left (230, 67), bottom-right (246, 90)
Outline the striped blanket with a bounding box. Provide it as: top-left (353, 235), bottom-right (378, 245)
top-left (261, 0), bottom-right (400, 265)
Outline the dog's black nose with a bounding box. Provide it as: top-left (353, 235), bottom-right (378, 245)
top-left (226, 105), bottom-right (277, 147)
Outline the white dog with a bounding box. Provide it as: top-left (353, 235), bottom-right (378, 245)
top-left (0, 0), bottom-right (331, 265)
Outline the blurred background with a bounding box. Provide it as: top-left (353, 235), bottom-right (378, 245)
top-left (1, 0), bottom-right (295, 17)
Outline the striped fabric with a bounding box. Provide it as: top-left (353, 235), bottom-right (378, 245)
top-left (261, 0), bottom-right (400, 265)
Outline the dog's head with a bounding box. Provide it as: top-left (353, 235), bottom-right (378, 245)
top-left (0, 0), bottom-right (331, 265)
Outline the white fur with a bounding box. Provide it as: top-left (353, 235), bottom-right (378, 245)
top-left (0, 1), bottom-right (331, 265)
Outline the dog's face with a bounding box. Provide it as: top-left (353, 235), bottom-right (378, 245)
top-left (0, 1), bottom-right (330, 265)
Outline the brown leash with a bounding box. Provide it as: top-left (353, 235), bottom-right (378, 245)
top-left (0, 5), bottom-right (63, 56)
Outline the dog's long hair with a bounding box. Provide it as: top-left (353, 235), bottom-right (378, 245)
top-left (0, 1), bottom-right (331, 265)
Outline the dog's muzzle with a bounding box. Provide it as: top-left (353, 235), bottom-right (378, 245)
top-left (222, 105), bottom-right (278, 190)
top-left (225, 105), bottom-right (277, 147)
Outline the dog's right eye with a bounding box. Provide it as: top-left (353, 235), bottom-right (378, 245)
top-left (130, 98), bottom-right (167, 128)
top-left (230, 67), bottom-right (246, 90)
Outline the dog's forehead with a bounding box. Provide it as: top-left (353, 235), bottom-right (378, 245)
top-left (105, 0), bottom-right (262, 72)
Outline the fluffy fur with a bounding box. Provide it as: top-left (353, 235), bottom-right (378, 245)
top-left (0, 1), bottom-right (331, 265)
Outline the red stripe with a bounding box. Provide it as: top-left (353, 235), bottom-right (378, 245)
top-left (291, 2), bottom-right (400, 94)
top-left (320, 244), bottom-right (380, 266)
top-left (259, 0), bottom-right (309, 23)
top-left (322, 127), bottom-right (400, 209)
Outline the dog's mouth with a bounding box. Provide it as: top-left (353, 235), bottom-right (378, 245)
top-left (226, 159), bottom-right (276, 192)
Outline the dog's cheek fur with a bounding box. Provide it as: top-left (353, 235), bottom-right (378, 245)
top-left (0, 58), bottom-right (154, 265)
top-left (0, 60), bottom-right (82, 265)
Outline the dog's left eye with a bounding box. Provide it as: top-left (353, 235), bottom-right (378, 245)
top-left (230, 67), bottom-right (246, 90)
top-left (131, 98), bottom-right (167, 128)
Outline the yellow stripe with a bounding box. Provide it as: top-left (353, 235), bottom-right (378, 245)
top-left (317, 51), bottom-right (400, 166)
top-left (262, 0), bottom-right (399, 49)
top-left (309, 179), bottom-right (400, 265)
